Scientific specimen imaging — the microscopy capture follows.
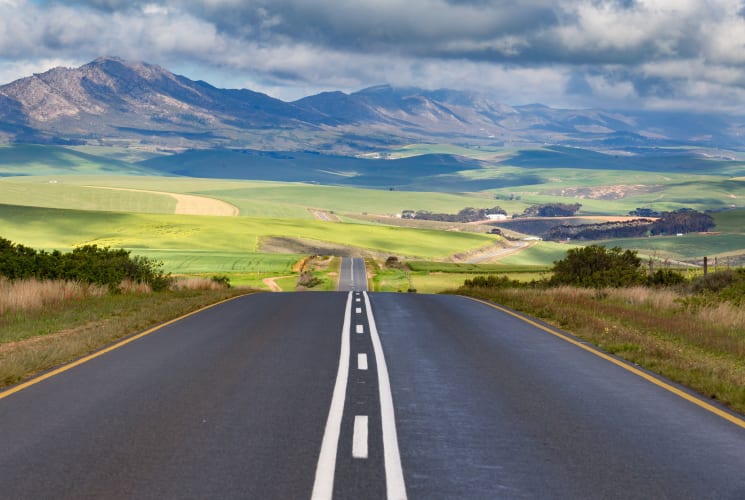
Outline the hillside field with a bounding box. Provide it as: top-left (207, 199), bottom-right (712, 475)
top-left (0, 204), bottom-right (499, 264)
top-left (0, 144), bottom-right (743, 273)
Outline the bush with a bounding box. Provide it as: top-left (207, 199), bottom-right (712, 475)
top-left (550, 245), bottom-right (646, 288)
top-left (385, 256), bottom-right (402, 269)
top-left (0, 238), bottom-right (171, 291)
top-left (690, 270), bottom-right (738, 294)
top-left (297, 271), bottom-right (322, 288)
top-left (463, 275), bottom-right (516, 289)
top-left (648, 269), bottom-right (686, 287)
top-left (211, 275), bottom-right (231, 288)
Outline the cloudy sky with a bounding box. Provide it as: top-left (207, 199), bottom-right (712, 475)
top-left (3, 0), bottom-right (745, 111)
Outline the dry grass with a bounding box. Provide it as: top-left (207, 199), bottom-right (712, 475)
top-left (170, 277), bottom-right (228, 291)
top-left (0, 279), bottom-right (107, 315)
top-left (457, 285), bottom-right (745, 414)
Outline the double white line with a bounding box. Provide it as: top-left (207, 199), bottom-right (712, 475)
top-left (311, 291), bottom-right (407, 500)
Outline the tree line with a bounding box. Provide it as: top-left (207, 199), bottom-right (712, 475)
top-left (402, 206), bottom-right (507, 222)
top-left (544, 209), bottom-right (715, 241)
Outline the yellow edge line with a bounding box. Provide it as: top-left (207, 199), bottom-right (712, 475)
top-left (467, 296), bottom-right (745, 431)
top-left (0, 293), bottom-right (254, 402)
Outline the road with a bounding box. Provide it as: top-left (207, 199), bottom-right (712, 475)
top-left (338, 257), bottom-right (368, 292)
top-left (2, 258), bottom-right (745, 498)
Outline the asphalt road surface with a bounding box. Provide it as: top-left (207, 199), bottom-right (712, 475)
top-left (2, 260), bottom-right (745, 498)
top-left (338, 257), bottom-right (368, 292)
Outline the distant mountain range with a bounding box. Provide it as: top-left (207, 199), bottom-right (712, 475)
top-left (1, 56), bottom-right (744, 153)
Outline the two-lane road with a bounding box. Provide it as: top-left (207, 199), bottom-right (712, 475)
top-left (2, 258), bottom-right (745, 498)
top-left (338, 257), bottom-right (368, 292)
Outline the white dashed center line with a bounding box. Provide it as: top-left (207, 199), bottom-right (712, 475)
top-left (358, 353), bottom-right (368, 371)
top-left (356, 324), bottom-right (364, 334)
top-left (353, 415), bottom-right (369, 459)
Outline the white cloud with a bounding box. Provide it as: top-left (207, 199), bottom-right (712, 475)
top-left (0, 0), bottom-right (745, 113)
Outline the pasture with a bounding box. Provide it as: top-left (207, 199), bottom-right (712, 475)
top-left (0, 204), bottom-right (499, 264)
top-left (2, 175), bottom-right (506, 218)
top-left (1, 144), bottom-right (743, 274)
top-left (596, 208), bottom-right (745, 261)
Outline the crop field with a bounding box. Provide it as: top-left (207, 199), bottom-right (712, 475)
top-left (0, 178), bottom-right (177, 213)
top-left (369, 264), bottom-right (550, 293)
top-left (594, 208), bottom-right (745, 261)
top-left (600, 234), bottom-right (745, 260)
top-left (712, 208), bottom-right (745, 233)
top-left (19, 168), bottom-right (740, 221)
top-left (484, 168), bottom-right (745, 214)
top-left (0, 144), bottom-right (152, 176)
top-left (131, 250), bottom-right (302, 274)
top-left (4, 175), bottom-right (506, 218)
top-left (406, 261), bottom-right (548, 274)
top-left (387, 143), bottom-right (508, 160)
top-left (1, 145), bottom-right (743, 275)
top-left (0, 204), bottom-right (498, 261)
top-left (496, 241), bottom-right (578, 266)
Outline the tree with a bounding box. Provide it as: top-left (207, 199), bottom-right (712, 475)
top-left (550, 245), bottom-right (645, 288)
top-left (523, 203), bottom-right (581, 217)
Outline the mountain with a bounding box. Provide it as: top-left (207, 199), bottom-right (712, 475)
top-left (1, 57), bottom-right (745, 152)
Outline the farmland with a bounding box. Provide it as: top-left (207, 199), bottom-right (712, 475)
top-left (0, 204), bottom-right (498, 263)
top-left (0, 143), bottom-right (743, 286)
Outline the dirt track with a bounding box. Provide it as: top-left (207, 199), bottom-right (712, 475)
top-left (87, 186), bottom-right (240, 216)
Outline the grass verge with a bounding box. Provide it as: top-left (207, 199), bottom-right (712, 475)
top-left (454, 286), bottom-right (745, 414)
top-left (0, 288), bottom-right (250, 389)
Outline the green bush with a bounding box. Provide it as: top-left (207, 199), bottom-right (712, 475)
top-left (687, 269), bottom-right (745, 305)
top-left (463, 275), bottom-right (516, 289)
top-left (0, 237), bottom-right (171, 291)
top-left (549, 245), bottom-right (646, 288)
top-left (648, 269), bottom-right (686, 287)
top-left (211, 275), bottom-right (232, 288)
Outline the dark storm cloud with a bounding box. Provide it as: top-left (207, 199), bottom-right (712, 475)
top-left (40, 0), bottom-right (725, 65)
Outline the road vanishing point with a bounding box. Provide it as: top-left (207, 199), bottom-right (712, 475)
top-left (2, 258), bottom-right (745, 498)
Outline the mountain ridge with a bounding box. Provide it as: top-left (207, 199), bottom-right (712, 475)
top-left (1, 57), bottom-right (744, 152)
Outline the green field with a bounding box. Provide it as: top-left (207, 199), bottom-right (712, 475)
top-left (594, 208), bottom-right (745, 261)
top-left (406, 261), bottom-right (548, 273)
top-left (496, 242), bottom-right (579, 266)
top-left (599, 234), bottom-right (745, 260)
top-left (2, 176), bottom-right (506, 218)
top-left (0, 204), bottom-right (498, 262)
top-left (0, 178), bottom-right (177, 213)
top-left (0, 144), bottom-right (152, 176)
top-left (1, 144), bottom-right (743, 274)
top-left (132, 250), bottom-right (302, 274)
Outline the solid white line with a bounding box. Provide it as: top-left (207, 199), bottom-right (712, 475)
top-left (311, 292), bottom-right (353, 500)
top-left (364, 291), bottom-right (407, 500)
top-left (353, 415), bottom-right (369, 459)
top-left (356, 324), bottom-right (364, 334)
top-left (358, 353), bottom-right (368, 370)
top-left (350, 258), bottom-right (355, 283)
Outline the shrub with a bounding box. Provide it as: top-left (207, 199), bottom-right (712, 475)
top-left (550, 245), bottom-right (646, 288)
top-left (171, 276), bottom-right (230, 291)
top-left (385, 256), bottom-right (402, 269)
top-left (688, 269), bottom-right (745, 305)
top-left (648, 269), bottom-right (686, 287)
top-left (0, 238), bottom-right (171, 291)
top-left (297, 271), bottom-right (322, 288)
top-left (463, 275), bottom-right (515, 289)
top-left (211, 275), bottom-right (231, 288)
